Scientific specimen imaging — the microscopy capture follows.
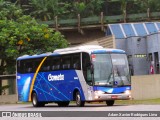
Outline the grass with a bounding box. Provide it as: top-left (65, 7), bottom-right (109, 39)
top-left (115, 98), bottom-right (160, 105)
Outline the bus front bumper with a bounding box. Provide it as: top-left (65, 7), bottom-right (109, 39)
top-left (93, 91), bottom-right (131, 101)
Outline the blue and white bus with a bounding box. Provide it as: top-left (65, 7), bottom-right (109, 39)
top-left (16, 45), bottom-right (131, 107)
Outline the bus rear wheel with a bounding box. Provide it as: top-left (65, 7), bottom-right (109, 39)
top-left (106, 100), bottom-right (115, 106)
top-left (57, 101), bottom-right (70, 107)
top-left (32, 92), bottom-right (45, 107)
top-left (75, 91), bottom-right (85, 107)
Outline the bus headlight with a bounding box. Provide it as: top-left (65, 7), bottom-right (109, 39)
top-left (124, 90), bottom-right (131, 95)
top-left (95, 91), bottom-right (105, 95)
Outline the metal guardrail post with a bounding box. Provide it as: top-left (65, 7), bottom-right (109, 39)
top-left (78, 14), bottom-right (81, 32)
top-left (77, 14), bottom-right (84, 34)
top-left (147, 8), bottom-right (150, 21)
top-left (0, 77), bottom-right (2, 95)
top-left (100, 12), bottom-right (105, 32)
top-left (55, 16), bottom-right (58, 31)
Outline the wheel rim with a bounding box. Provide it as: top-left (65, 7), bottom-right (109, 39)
top-left (76, 93), bottom-right (80, 105)
top-left (32, 94), bottom-right (37, 105)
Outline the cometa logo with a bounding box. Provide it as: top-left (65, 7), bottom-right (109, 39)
top-left (48, 74), bottom-right (64, 81)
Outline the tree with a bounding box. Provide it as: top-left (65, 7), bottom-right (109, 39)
top-left (0, 1), bottom-right (68, 75)
top-left (71, 0), bottom-right (104, 18)
top-left (20, 0), bottom-right (104, 19)
top-left (133, 0), bottom-right (160, 13)
top-left (25, 0), bottom-right (70, 20)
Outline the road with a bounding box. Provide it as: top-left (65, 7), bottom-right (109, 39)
top-left (0, 103), bottom-right (160, 120)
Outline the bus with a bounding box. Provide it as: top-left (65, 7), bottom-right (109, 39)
top-left (16, 45), bottom-right (131, 107)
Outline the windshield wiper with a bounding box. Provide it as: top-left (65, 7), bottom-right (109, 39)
top-left (107, 72), bottom-right (113, 83)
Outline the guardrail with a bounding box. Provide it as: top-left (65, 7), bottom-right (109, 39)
top-left (39, 12), bottom-right (160, 31)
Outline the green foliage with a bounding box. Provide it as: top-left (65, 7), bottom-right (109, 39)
top-left (135, 0), bottom-right (160, 12)
top-left (86, 0), bottom-right (104, 15)
top-left (0, 0), bottom-right (23, 20)
top-left (23, 0), bottom-right (104, 19)
top-left (0, 1), bottom-right (68, 74)
top-left (7, 0), bottom-right (160, 19)
top-left (67, 0), bottom-right (104, 18)
top-left (1, 16), bottom-right (67, 58)
top-left (27, 0), bottom-right (70, 20)
top-left (73, 2), bottom-right (86, 15)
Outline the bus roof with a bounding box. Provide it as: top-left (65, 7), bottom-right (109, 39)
top-left (54, 45), bottom-right (103, 53)
top-left (54, 45), bottom-right (125, 54)
top-left (17, 45), bottom-right (125, 60)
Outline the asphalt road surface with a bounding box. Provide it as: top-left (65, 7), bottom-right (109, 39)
top-left (0, 103), bottom-right (160, 120)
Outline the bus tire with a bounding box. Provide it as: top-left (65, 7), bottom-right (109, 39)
top-left (106, 100), bottom-right (114, 106)
top-left (75, 91), bottom-right (85, 107)
top-left (57, 101), bottom-right (70, 107)
top-left (31, 92), bottom-right (45, 107)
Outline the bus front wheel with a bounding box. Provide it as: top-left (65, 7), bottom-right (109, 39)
top-left (32, 92), bottom-right (45, 107)
top-left (75, 91), bottom-right (85, 107)
top-left (106, 100), bottom-right (115, 106)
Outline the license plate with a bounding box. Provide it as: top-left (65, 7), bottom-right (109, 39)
top-left (111, 95), bottom-right (118, 99)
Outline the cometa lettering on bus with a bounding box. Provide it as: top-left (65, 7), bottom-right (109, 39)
top-left (48, 74), bottom-right (64, 81)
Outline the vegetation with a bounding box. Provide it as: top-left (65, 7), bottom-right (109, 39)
top-left (20, 0), bottom-right (104, 20)
top-left (1, 0), bottom-right (160, 74)
top-left (6, 0), bottom-right (160, 21)
top-left (0, 0), bottom-right (68, 75)
top-left (115, 98), bottom-right (160, 105)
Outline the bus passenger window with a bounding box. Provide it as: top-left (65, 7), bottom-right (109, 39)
top-left (63, 64), bottom-right (70, 69)
top-left (24, 61), bottom-right (33, 73)
top-left (52, 57), bottom-right (61, 70)
top-left (52, 65), bottom-right (60, 70)
top-left (40, 58), bottom-right (51, 72)
top-left (73, 54), bottom-right (80, 70)
top-left (27, 68), bottom-right (32, 73)
top-left (43, 66), bottom-right (50, 71)
top-left (73, 63), bottom-right (79, 69)
top-left (62, 56), bottom-right (71, 70)
top-left (17, 60), bottom-right (25, 74)
top-left (33, 59), bottom-right (42, 72)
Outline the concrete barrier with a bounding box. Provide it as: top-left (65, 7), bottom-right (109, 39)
top-left (131, 75), bottom-right (160, 100)
top-left (0, 94), bottom-right (18, 103)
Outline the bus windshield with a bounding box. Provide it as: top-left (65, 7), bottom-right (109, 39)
top-left (92, 53), bottom-right (131, 86)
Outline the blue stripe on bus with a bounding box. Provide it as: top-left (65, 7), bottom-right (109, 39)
top-left (93, 86), bottom-right (131, 94)
top-left (91, 49), bottom-right (125, 54)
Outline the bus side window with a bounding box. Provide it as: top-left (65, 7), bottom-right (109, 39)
top-left (24, 58), bottom-right (43, 73)
top-left (17, 60), bottom-right (25, 74)
top-left (52, 57), bottom-right (61, 71)
top-left (40, 58), bottom-right (51, 72)
top-left (73, 54), bottom-right (81, 70)
top-left (52, 65), bottom-right (60, 70)
top-left (62, 55), bottom-right (71, 70)
top-left (33, 59), bottom-right (41, 72)
top-left (22, 60), bottom-right (33, 73)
